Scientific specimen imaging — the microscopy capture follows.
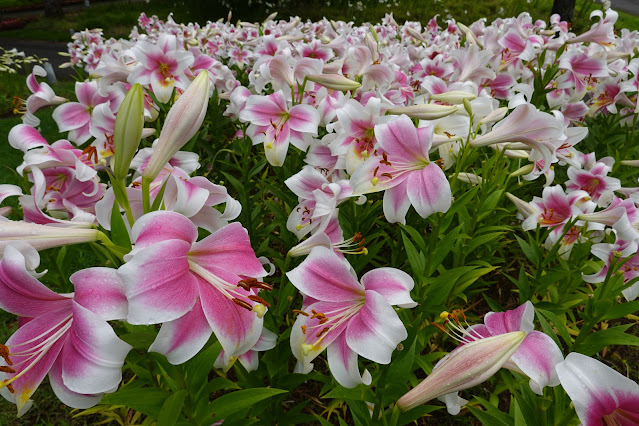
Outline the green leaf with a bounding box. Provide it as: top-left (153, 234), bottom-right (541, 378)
top-left (601, 301), bottom-right (639, 320)
top-left (537, 309), bottom-right (571, 347)
top-left (397, 405), bottom-right (441, 425)
top-left (515, 235), bottom-right (539, 267)
top-left (402, 230), bottom-right (425, 277)
top-left (322, 384), bottom-right (375, 402)
top-left (110, 197), bottom-right (132, 250)
top-left (207, 388), bottom-right (288, 420)
top-left (575, 324), bottom-right (639, 355)
top-left (101, 387), bottom-right (170, 418)
top-left (467, 404), bottom-right (513, 426)
top-left (158, 390), bottom-right (187, 426)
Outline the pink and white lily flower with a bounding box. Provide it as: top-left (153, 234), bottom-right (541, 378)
top-left (465, 301), bottom-right (564, 395)
top-left (556, 352), bottom-right (639, 426)
top-left (128, 34), bottom-right (194, 104)
top-left (288, 246), bottom-right (416, 388)
top-left (52, 80), bottom-right (124, 144)
top-left (350, 114), bottom-right (452, 224)
top-left (214, 328), bottom-right (277, 372)
top-left (0, 244), bottom-right (130, 415)
top-left (118, 211), bottom-right (269, 365)
top-left (239, 90), bottom-right (320, 166)
top-left (23, 65), bottom-right (66, 127)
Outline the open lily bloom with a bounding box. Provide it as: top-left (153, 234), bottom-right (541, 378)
top-left (350, 114), bottom-right (452, 224)
top-left (118, 211), bottom-right (269, 364)
top-left (287, 246), bottom-right (416, 388)
top-left (556, 352), bottom-right (639, 426)
top-left (0, 244), bottom-right (130, 416)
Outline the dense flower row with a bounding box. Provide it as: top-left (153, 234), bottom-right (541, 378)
top-left (1, 6), bottom-right (638, 424)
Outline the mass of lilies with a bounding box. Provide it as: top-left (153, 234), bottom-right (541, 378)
top-left (1, 5), bottom-right (638, 424)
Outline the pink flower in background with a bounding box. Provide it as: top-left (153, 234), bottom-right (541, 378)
top-left (52, 81), bottom-right (123, 144)
top-left (350, 114), bottom-right (452, 224)
top-left (129, 34), bottom-right (194, 103)
top-left (240, 90), bottom-right (320, 166)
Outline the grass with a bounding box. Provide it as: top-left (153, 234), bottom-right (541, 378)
top-left (1, 0), bottom-right (637, 43)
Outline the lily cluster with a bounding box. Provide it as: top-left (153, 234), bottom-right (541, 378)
top-left (0, 5), bottom-right (638, 424)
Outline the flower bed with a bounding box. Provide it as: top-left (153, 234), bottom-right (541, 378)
top-left (1, 7), bottom-right (638, 425)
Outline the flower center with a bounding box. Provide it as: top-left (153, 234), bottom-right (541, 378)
top-left (187, 260), bottom-right (272, 318)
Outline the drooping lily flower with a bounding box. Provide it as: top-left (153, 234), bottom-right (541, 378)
top-left (556, 352), bottom-right (639, 426)
top-left (0, 244), bottom-right (131, 416)
top-left (118, 211), bottom-right (269, 365)
top-left (22, 65), bottom-right (67, 126)
top-left (396, 331), bottom-right (526, 413)
top-left (288, 246), bottom-right (416, 388)
top-left (350, 114), bottom-right (452, 224)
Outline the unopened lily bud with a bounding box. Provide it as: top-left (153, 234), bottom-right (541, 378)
top-left (457, 22), bottom-right (470, 34)
top-left (463, 98), bottom-right (473, 116)
top-left (0, 207), bottom-right (12, 217)
top-left (264, 11), bottom-right (278, 22)
top-left (112, 83), bottom-right (144, 180)
top-left (369, 23), bottom-right (379, 42)
top-left (0, 220), bottom-right (100, 255)
top-left (510, 163), bottom-right (535, 177)
top-left (330, 20), bottom-right (338, 32)
top-left (621, 160), bottom-right (639, 167)
top-left (365, 33), bottom-right (378, 62)
top-left (506, 192), bottom-right (537, 218)
top-left (186, 38), bottom-right (199, 46)
top-left (430, 90), bottom-right (477, 104)
top-left (307, 74), bottom-right (361, 91)
top-left (387, 104), bottom-right (458, 120)
top-left (457, 173), bottom-right (483, 185)
top-left (397, 331), bottom-right (525, 411)
top-left (143, 71), bottom-right (210, 182)
top-left (406, 27), bottom-right (426, 43)
top-left (479, 107), bottom-right (508, 125)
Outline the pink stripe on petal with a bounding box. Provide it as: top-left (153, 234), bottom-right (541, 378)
top-left (60, 302), bottom-right (131, 394)
top-left (130, 211), bottom-right (198, 250)
top-left (70, 267), bottom-right (127, 321)
top-left (149, 299), bottom-right (212, 365)
top-left (1, 308), bottom-right (70, 412)
top-left (197, 280), bottom-right (262, 357)
top-left (119, 239), bottom-right (198, 325)
top-left (0, 244), bottom-right (71, 317)
top-left (189, 222), bottom-right (266, 278)
top-left (327, 333), bottom-right (372, 388)
top-left (484, 301), bottom-right (534, 334)
top-left (345, 290), bottom-right (407, 364)
top-left (288, 104), bottom-right (320, 134)
top-left (406, 163), bottom-right (452, 219)
top-left (509, 331), bottom-right (563, 394)
top-left (53, 103), bottom-right (90, 132)
top-left (286, 246), bottom-right (363, 302)
top-left (8, 124), bottom-right (48, 152)
top-left (375, 115), bottom-right (429, 164)
top-left (383, 179), bottom-right (411, 225)
top-left (360, 267), bottom-right (416, 308)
